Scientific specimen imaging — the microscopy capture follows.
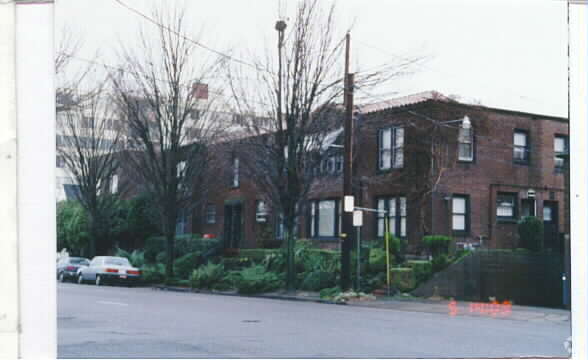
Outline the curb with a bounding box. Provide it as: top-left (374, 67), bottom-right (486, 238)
top-left (151, 285), bottom-right (343, 305)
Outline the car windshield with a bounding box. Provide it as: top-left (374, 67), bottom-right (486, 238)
top-left (70, 258), bottom-right (89, 265)
top-left (104, 258), bottom-right (130, 266)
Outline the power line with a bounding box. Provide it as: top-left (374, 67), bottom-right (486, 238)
top-left (60, 52), bottom-right (275, 108)
top-left (113, 0), bottom-right (272, 74)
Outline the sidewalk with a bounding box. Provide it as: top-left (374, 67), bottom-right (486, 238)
top-left (152, 286), bottom-right (570, 324)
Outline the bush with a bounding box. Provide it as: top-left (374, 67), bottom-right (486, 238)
top-left (368, 247), bottom-right (389, 272)
top-left (144, 234), bottom-right (221, 263)
top-left (390, 267), bottom-right (416, 292)
top-left (189, 263), bottom-right (226, 290)
top-left (174, 252), bottom-right (203, 279)
top-left (406, 260), bottom-right (432, 284)
top-left (300, 271), bottom-right (337, 291)
top-left (431, 254), bottom-right (450, 272)
top-left (156, 251), bottom-right (167, 264)
top-left (518, 216), bottom-right (544, 252)
top-left (222, 256), bottom-right (253, 271)
top-left (319, 286), bottom-right (341, 299)
top-left (262, 251), bottom-right (287, 273)
top-left (239, 249), bottom-right (281, 262)
top-left (115, 248), bottom-right (145, 268)
top-left (141, 263), bottom-right (166, 284)
top-left (233, 265), bottom-right (283, 294)
top-left (423, 235), bottom-right (452, 257)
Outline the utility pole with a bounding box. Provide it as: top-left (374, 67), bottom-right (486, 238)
top-left (341, 32), bottom-right (354, 291)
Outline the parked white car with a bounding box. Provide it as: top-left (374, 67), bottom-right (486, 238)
top-left (77, 256), bottom-right (141, 286)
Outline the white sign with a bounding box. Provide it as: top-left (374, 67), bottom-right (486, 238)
top-left (353, 210), bottom-right (363, 227)
top-left (344, 195), bottom-right (354, 212)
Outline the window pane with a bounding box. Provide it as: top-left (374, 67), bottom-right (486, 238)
top-left (400, 217), bottom-right (406, 237)
top-left (310, 202), bottom-right (316, 237)
top-left (399, 197), bottom-right (407, 216)
top-left (514, 132), bottom-right (527, 146)
top-left (543, 206), bottom-right (552, 221)
top-left (389, 198), bottom-right (396, 217)
top-left (497, 195), bottom-right (514, 217)
top-left (513, 147), bottom-right (526, 160)
top-left (382, 129), bottom-right (392, 149)
top-left (377, 218), bottom-right (384, 237)
top-left (318, 200), bottom-right (336, 237)
top-left (394, 127), bottom-right (404, 147)
top-left (381, 149), bottom-right (391, 169)
top-left (377, 199), bottom-right (385, 215)
top-left (459, 144), bottom-right (472, 160)
top-left (394, 148), bottom-right (404, 168)
top-left (554, 137), bottom-right (565, 153)
top-left (389, 218), bottom-right (396, 236)
top-left (452, 215), bottom-right (466, 230)
top-left (453, 198), bottom-right (466, 214)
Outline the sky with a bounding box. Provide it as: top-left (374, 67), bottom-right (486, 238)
top-left (56, 0), bottom-right (568, 118)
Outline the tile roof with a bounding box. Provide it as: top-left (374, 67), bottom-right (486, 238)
top-left (358, 90), bottom-right (456, 114)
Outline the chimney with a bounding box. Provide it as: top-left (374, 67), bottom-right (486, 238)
top-left (192, 82), bottom-right (208, 100)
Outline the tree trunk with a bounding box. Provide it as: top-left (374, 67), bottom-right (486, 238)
top-left (165, 229), bottom-right (175, 281)
top-left (284, 215), bottom-right (296, 292)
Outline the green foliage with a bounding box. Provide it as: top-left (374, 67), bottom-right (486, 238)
top-left (145, 234), bottom-right (221, 263)
top-left (368, 247), bottom-right (390, 272)
top-left (115, 248), bottom-right (145, 268)
top-left (174, 252), bottom-right (203, 279)
top-left (239, 249), bottom-right (281, 262)
top-left (517, 216), bottom-right (544, 252)
top-left (140, 263), bottom-right (166, 284)
top-left (423, 235), bottom-right (452, 258)
top-left (319, 286), bottom-right (341, 299)
top-left (406, 260), bottom-right (432, 284)
top-left (262, 251), bottom-right (287, 273)
top-left (113, 194), bottom-right (160, 249)
top-left (390, 267), bottom-right (416, 292)
top-left (223, 256), bottom-right (254, 271)
top-left (233, 265), bottom-right (283, 294)
top-left (155, 251), bottom-right (167, 264)
top-left (454, 249), bottom-right (473, 262)
top-left (431, 254), bottom-right (450, 272)
top-left (189, 263), bottom-right (226, 290)
top-left (56, 200), bottom-right (90, 255)
top-left (300, 271), bottom-right (337, 291)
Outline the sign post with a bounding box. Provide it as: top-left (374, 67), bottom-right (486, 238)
top-left (353, 210), bottom-right (363, 291)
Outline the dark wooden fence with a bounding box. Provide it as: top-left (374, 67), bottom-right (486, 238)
top-left (412, 250), bottom-right (564, 308)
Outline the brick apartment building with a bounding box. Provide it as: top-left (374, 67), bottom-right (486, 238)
top-left (178, 91), bottom-right (569, 253)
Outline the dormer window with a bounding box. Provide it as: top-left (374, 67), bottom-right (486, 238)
top-left (458, 117), bottom-right (473, 162)
top-left (378, 127), bottom-right (404, 170)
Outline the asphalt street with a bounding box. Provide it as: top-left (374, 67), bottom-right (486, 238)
top-left (58, 282), bottom-right (570, 358)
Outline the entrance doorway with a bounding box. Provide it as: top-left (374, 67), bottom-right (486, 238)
top-left (542, 201), bottom-right (559, 251)
top-left (224, 202), bottom-right (243, 249)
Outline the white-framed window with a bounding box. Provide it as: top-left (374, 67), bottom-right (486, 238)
top-left (497, 193), bottom-right (517, 219)
top-left (458, 126), bottom-right (474, 161)
top-left (319, 155), bottom-right (343, 175)
top-left (513, 130), bottom-right (529, 163)
top-left (206, 204), bottom-right (216, 224)
top-left (378, 127), bottom-right (404, 170)
top-left (309, 199), bottom-right (340, 238)
top-left (256, 200), bottom-right (268, 223)
top-left (554, 135), bottom-right (568, 170)
top-left (376, 196), bottom-right (407, 238)
top-left (110, 174), bottom-right (118, 194)
top-left (452, 195), bottom-right (469, 232)
top-left (56, 155), bottom-right (65, 168)
top-left (232, 157), bottom-right (239, 188)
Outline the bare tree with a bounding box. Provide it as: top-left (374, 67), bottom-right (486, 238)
top-left (57, 84), bottom-right (124, 257)
top-left (110, 5), bottom-right (225, 279)
top-left (55, 25), bottom-right (100, 112)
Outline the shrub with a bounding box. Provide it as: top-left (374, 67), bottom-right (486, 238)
top-left (233, 265), bottom-right (283, 294)
top-left (141, 263), bottom-right (166, 284)
top-left (368, 247), bottom-right (389, 272)
top-left (262, 251), bottom-right (286, 273)
top-left (423, 235), bottom-right (452, 257)
top-left (144, 234), bottom-right (221, 262)
top-left (239, 249), bottom-right (281, 262)
top-left (115, 248), bottom-right (145, 268)
top-left (222, 256), bottom-right (253, 271)
top-left (390, 267), bottom-right (416, 292)
top-left (406, 260), bottom-right (432, 284)
top-left (300, 271), bottom-right (337, 291)
top-left (174, 252), bottom-right (203, 279)
top-left (189, 263), bottom-right (226, 290)
top-left (156, 251), bottom-right (167, 264)
top-left (431, 254), bottom-right (450, 273)
top-left (319, 286), bottom-right (341, 299)
top-left (518, 216), bottom-right (544, 252)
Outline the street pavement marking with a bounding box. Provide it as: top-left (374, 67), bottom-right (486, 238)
top-left (96, 300), bottom-right (128, 306)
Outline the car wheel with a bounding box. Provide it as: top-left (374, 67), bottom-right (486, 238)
top-left (77, 274), bottom-right (84, 284)
top-left (59, 273), bottom-right (65, 283)
top-left (95, 275), bottom-right (102, 286)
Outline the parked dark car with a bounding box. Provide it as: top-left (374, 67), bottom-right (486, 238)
top-left (57, 257), bottom-right (90, 282)
top-left (77, 256), bottom-right (141, 286)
